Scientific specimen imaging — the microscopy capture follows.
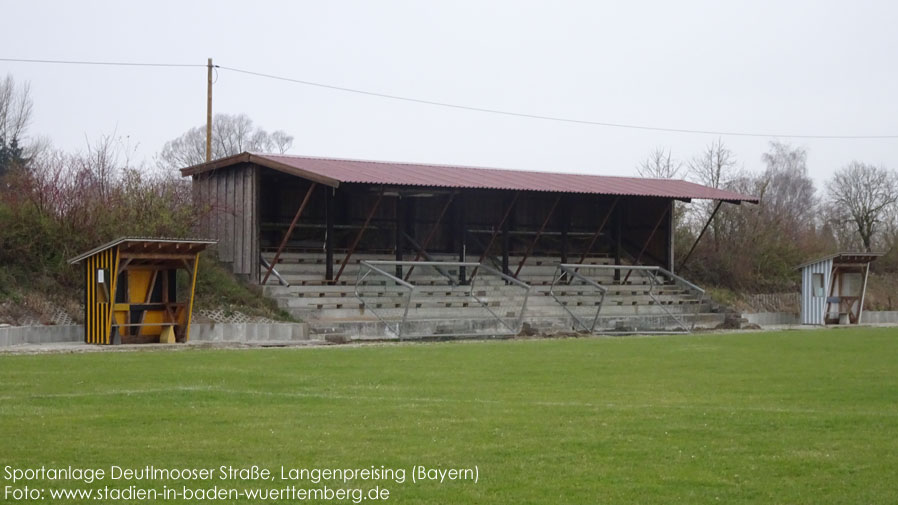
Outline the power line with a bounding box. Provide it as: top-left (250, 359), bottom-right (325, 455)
top-left (218, 65), bottom-right (898, 140)
top-left (0, 57), bottom-right (206, 68)
top-left (2, 56), bottom-right (896, 139)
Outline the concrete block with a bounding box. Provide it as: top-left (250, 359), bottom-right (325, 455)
top-left (9, 329), bottom-right (23, 346)
top-left (291, 323), bottom-right (309, 341)
top-left (24, 326), bottom-right (40, 345)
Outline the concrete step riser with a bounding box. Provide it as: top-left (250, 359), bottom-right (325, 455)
top-left (304, 312), bottom-right (728, 339)
top-left (276, 294), bottom-right (702, 309)
top-left (288, 303), bottom-right (710, 321)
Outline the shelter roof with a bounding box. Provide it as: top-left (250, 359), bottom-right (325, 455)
top-left (68, 237), bottom-right (217, 264)
top-left (796, 252), bottom-right (882, 270)
top-left (181, 152), bottom-right (759, 203)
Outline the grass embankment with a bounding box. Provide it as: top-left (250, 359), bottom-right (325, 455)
top-left (1, 328), bottom-right (897, 503)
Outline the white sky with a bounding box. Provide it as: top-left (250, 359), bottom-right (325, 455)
top-left (2, 0), bottom-right (896, 187)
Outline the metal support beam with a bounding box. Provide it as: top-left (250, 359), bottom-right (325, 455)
top-left (560, 196), bottom-right (570, 263)
top-left (623, 205), bottom-right (670, 284)
top-left (677, 200), bottom-right (722, 271)
top-left (476, 192), bottom-right (520, 266)
top-left (404, 193), bottom-right (456, 281)
top-left (334, 188), bottom-right (385, 284)
top-left (394, 195), bottom-right (404, 278)
top-left (578, 196), bottom-right (619, 264)
top-left (457, 193), bottom-right (467, 284)
top-left (614, 202), bottom-right (623, 282)
top-left (514, 194), bottom-right (561, 278)
top-left (325, 186), bottom-right (335, 281)
top-left (263, 182), bottom-right (317, 285)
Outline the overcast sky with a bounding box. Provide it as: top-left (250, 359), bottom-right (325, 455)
top-left (2, 0), bottom-right (896, 187)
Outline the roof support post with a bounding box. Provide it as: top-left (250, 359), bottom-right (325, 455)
top-left (457, 193), bottom-right (467, 285)
top-left (263, 182), bottom-right (317, 285)
top-left (858, 262), bottom-right (871, 324)
top-left (623, 204), bottom-right (670, 284)
top-left (514, 194), bottom-right (562, 278)
top-left (677, 200), bottom-right (722, 272)
top-left (394, 194), bottom-right (404, 278)
top-left (334, 188), bottom-right (385, 284)
top-left (404, 192), bottom-right (456, 281)
top-left (614, 204), bottom-right (622, 282)
top-left (578, 196), bottom-right (619, 264)
top-left (666, 200), bottom-right (675, 274)
top-left (560, 196), bottom-right (570, 263)
top-left (325, 186), bottom-right (335, 281)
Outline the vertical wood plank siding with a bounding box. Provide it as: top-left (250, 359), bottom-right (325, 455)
top-left (84, 247), bottom-right (118, 344)
top-left (194, 164), bottom-right (258, 280)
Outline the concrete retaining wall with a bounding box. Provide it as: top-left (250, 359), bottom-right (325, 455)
top-left (743, 311), bottom-right (898, 326)
top-left (0, 323), bottom-right (310, 347)
top-left (0, 325), bottom-right (82, 347)
top-left (188, 323), bottom-right (309, 343)
top-left (743, 312), bottom-right (800, 325)
top-left (861, 311), bottom-right (898, 324)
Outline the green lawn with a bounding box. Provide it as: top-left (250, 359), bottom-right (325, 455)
top-left (1, 328), bottom-right (897, 504)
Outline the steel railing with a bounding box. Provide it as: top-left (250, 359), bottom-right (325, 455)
top-left (552, 264), bottom-right (706, 333)
top-left (356, 260), bottom-right (531, 339)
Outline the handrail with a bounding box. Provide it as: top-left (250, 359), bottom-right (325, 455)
top-left (550, 264), bottom-right (608, 332)
top-left (355, 262), bottom-right (415, 338)
top-left (357, 260), bottom-right (531, 338)
top-left (656, 266), bottom-right (705, 331)
top-left (555, 263), bottom-right (705, 333)
top-left (260, 256), bottom-right (289, 287)
top-left (356, 261), bottom-right (415, 290)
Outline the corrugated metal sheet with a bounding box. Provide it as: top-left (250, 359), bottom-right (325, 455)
top-left (800, 258), bottom-right (832, 325)
top-left (181, 152), bottom-right (759, 203)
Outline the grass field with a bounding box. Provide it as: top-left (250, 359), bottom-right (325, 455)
top-left (1, 328), bottom-right (897, 504)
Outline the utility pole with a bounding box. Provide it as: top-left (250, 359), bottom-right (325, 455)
top-left (206, 57), bottom-right (213, 162)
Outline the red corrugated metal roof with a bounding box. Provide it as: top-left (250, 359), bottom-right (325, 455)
top-left (181, 152), bottom-right (759, 203)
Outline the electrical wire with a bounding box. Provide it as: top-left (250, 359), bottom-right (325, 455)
top-left (218, 65), bottom-right (898, 140)
top-left (2, 56), bottom-right (896, 139)
top-left (0, 57), bottom-right (206, 68)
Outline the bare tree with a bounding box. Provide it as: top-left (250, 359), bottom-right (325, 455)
top-left (686, 138), bottom-right (738, 250)
top-left (636, 147), bottom-right (682, 179)
top-left (157, 113), bottom-right (294, 170)
top-left (757, 141), bottom-right (817, 236)
top-left (826, 162), bottom-right (898, 252)
top-left (0, 74), bottom-right (33, 144)
top-left (688, 138), bottom-right (736, 189)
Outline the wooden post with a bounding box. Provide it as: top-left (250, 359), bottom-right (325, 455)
top-left (325, 186), bottom-right (335, 281)
top-left (263, 182), bottom-right (317, 285)
top-left (206, 58), bottom-right (213, 163)
top-left (514, 194), bottom-right (561, 278)
top-left (334, 188), bottom-right (385, 284)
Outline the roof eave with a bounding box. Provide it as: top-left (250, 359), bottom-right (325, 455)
top-left (180, 152), bottom-right (341, 188)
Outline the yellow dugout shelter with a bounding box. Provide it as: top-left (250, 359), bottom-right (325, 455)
top-left (68, 237), bottom-right (216, 344)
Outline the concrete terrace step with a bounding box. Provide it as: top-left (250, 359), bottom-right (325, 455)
top-left (287, 302), bottom-right (709, 322)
